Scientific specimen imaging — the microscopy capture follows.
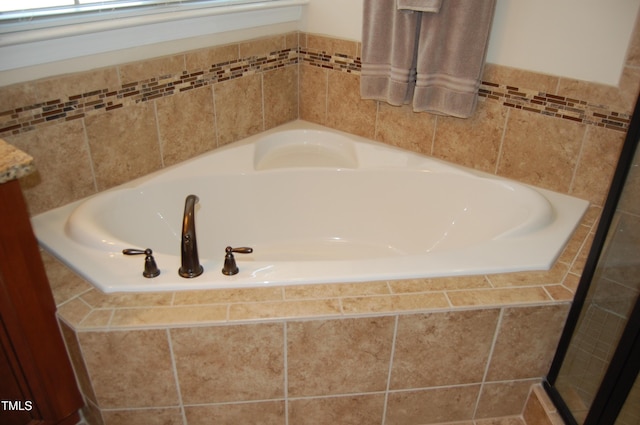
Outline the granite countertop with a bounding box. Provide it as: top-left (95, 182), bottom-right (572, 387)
top-left (0, 138), bottom-right (34, 184)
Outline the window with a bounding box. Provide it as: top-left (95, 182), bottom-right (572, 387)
top-left (0, 0), bottom-right (307, 74)
top-left (0, 1), bottom-right (282, 27)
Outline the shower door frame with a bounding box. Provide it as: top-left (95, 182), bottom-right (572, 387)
top-left (543, 93), bottom-right (640, 425)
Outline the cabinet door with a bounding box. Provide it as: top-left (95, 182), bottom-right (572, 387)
top-left (0, 319), bottom-right (37, 425)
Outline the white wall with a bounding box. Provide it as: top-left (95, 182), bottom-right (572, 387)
top-left (1, 0), bottom-right (638, 86)
top-left (302, 0), bottom-right (640, 86)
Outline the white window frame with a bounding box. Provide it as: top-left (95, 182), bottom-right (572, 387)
top-left (0, 0), bottom-right (308, 72)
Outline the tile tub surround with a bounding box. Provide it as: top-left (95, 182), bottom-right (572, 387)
top-left (2, 28), bottom-right (638, 215)
top-left (46, 201), bottom-right (597, 424)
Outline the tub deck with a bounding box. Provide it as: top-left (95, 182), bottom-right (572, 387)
top-left (49, 205), bottom-right (595, 330)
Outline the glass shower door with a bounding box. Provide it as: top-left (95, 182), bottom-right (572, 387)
top-left (545, 95), bottom-right (640, 424)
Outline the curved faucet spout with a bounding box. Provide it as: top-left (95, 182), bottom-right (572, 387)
top-left (179, 194), bottom-right (204, 278)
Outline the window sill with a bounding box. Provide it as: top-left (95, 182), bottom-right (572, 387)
top-left (0, 0), bottom-right (308, 72)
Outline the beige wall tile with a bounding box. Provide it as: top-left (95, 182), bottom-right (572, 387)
top-left (545, 284), bottom-right (575, 301)
top-left (284, 281), bottom-right (390, 299)
top-left (475, 417), bottom-right (525, 425)
top-left (617, 66), bottom-right (640, 113)
top-left (239, 35), bottom-right (286, 57)
top-left (0, 67), bottom-right (120, 112)
top-left (171, 323), bottom-right (284, 403)
top-left (185, 44), bottom-right (239, 71)
top-left (59, 321), bottom-right (98, 405)
top-left (557, 74), bottom-right (638, 114)
top-left (85, 102), bottom-right (162, 190)
top-left (185, 401), bottom-right (285, 425)
top-left (375, 102), bottom-right (435, 155)
top-left (619, 140), bottom-right (640, 215)
top-left (626, 13), bottom-right (640, 67)
top-left (388, 276), bottom-right (492, 293)
top-left (498, 109), bottom-right (586, 193)
top-left (214, 74), bottom-right (264, 145)
top-left (391, 309), bottom-right (500, 389)
top-left (571, 229), bottom-right (595, 276)
top-left (10, 120), bottom-right (95, 214)
top-left (487, 262), bottom-right (570, 288)
top-left (156, 86), bottom-right (217, 166)
top-left (487, 305), bottom-right (570, 381)
top-left (558, 222), bottom-right (591, 266)
top-left (264, 66), bottom-right (299, 129)
top-left (119, 55), bottom-right (185, 85)
top-left (326, 72), bottom-right (377, 139)
top-left (81, 400), bottom-right (104, 425)
top-left (475, 379), bottom-right (538, 419)
top-left (57, 298), bottom-right (92, 327)
top-left (173, 287), bottom-right (284, 304)
top-left (288, 394), bottom-right (385, 425)
top-left (572, 126), bottom-right (626, 206)
top-left (447, 287), bottom-right (551, 307)
top-left (80, 289), bottom-right (173, 309)
top-left (109, 305), bottom-right (227, 327)
top-left (522, 387), bottom-right (555, 425)
top-left (78, 329), bottom-right (179, 408)
top-left (229, 299), bottom-right (341, 321)
top-left (341, 292), bottom-right (449, 314)
top-left (433, 100), bottom-right (507, 173)
top-left (299, 65), bottom-right (328, 124)
top-left (79, 309), bottom-right (114, 329)
top-left (385, 385), bottom-right (481, 424)
top-left (287, 317), bottom-right (395, 397)
top-left (285, 31), bottom-right (300, 50)
top-left (307, 34), bottom-right (359, 58)
top-left (102, 408), bottom-right (183, 425)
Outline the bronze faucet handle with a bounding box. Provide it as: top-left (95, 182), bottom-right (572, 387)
top-left (122, 248), bottom-right (161, 278)
top-left (222, 246), bottom-right (253, 275)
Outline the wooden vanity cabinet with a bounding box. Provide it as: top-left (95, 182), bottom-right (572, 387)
top-left (0, 178), bottom-right (83, 425)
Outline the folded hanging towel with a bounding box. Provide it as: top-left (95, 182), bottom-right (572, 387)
top-left (361, 0), bottom-right (496, 118)
top-left (412, 0), bottom-right (496, 117)
top-left (361, 0), bottom-right (421, 105)
top-left (397, 0), bottom-right (442, 13)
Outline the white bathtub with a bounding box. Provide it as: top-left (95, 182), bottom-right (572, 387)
top-left (32, 120), bottom-right (589, 293)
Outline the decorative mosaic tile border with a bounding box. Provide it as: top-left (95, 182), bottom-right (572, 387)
top-left (0, 45), bottom-right (630, 138)
top-left (479, 82), bottom-right (630, 132)
top-left (0, 48), bottom-right (298, 137)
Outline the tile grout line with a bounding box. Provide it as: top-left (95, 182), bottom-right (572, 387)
top-left (165, 328), bottom-right (188, 425)
top-left (381, 315), bottom-right (399, 425)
